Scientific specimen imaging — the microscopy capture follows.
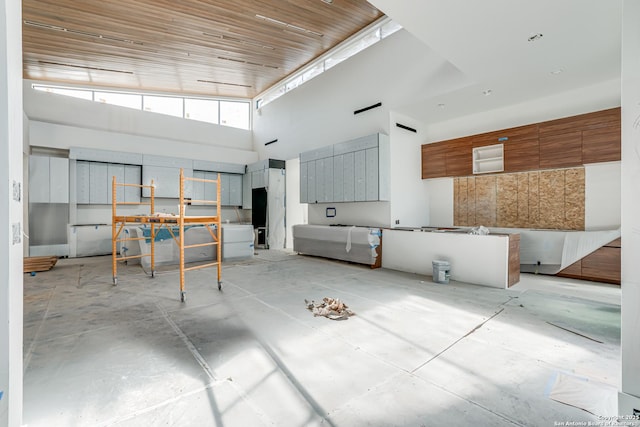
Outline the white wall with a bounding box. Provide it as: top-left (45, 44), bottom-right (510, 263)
top-left (585, 162), bottom-right (621, 230)
top-left (307, 201), bottom-right (390, 228)
top-left (29, 121), bottom-right (257, 165)
top-left (426, 178), bottom-right (454, 227)
top-left (285, 158), bottom-right (307, 249)
top-left (0, 0), bottom-right (23, 424)
top-left (620, 0), bottom-right (640, 412)
top-left (389, 112), bottom-right (430, 227)
top-left (253, 29), bottom-right (469, 163)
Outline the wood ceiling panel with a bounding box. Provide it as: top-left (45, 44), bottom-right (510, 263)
top-left (22, 0), bottom-right (384, 97)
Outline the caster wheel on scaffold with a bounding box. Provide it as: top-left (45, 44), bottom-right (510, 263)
top-left (180, 291), bottom-right (186, 302)
top-left (218, 281), bottom-right (222, 291)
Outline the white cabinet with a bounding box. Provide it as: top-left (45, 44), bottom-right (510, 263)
top-left (298, 133), bottom-right (389, 204)
top-left (29, 155), bottom-right (69, 203)
top-left (472, 143), bottom-right (504, 174)
top-left (142, 165), bottom-right (193, 198)
top-left (220, 174), bottom-right (231, 205)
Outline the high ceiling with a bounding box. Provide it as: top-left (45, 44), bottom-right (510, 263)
top-left (22, 0), bottom-right (383, 98)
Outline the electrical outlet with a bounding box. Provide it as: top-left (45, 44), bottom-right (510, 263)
top-left (12, 222), bottom-right (21, 244)
top-left (633, 408), bottom-right (639, 417)
top-left (395, 219), bottom-right (400, 225)
top-left (12, 180), bottom-right (21, 202)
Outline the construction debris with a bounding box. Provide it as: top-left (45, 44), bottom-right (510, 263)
top-left (305, 297), bottom-right (355, 320)
top-left (24, 256), bottom-right (58, 274)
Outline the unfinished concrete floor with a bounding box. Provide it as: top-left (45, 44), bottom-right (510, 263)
top-left (23, 250), bottom-right (621, 426)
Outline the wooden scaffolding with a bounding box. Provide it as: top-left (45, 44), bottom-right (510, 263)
top-left (111, 168), bottom-right (222, 301)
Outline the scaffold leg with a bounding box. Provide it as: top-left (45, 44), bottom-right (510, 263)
top-left (113, 276), bottom-right (118, 286)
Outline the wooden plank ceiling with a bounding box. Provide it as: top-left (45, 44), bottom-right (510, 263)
top-left (22, 0), bottom-right (383, 98)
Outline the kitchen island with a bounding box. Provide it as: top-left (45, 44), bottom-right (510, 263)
top-left (382, 227), bottom-right (520, 289)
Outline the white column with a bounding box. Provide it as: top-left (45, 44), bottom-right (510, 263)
top-left (620, 0), bottom-right (640, 417)
top-left (0, 0), bottom-right (24, 425)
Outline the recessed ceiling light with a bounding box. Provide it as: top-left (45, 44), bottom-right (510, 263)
top-left (527, 33), bottom-right (544, 42)
top-left (482, 89), bottom-right (492, 96)
top-left (437, 103), bottom-right (445, 108)
top-left (550, 69), bottom-right (564, 75)
top-left (320, 0), bottom-right (333, 3)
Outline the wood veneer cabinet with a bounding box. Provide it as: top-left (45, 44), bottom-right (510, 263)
top-left (421, 107), bottom-right (621, 179)
top-left (557, 238), bottom-right (621, 285)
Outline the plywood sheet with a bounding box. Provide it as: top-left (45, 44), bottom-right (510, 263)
top-left (475, 175), bottom-right (497, 227)
top-left (453, 178), bottom-right (461, 225)
top-left (516, 173), bottom-right (529, 228)
top-left (497, 174), bottom-right (518, 227)
top-left (458, 177), bottom-right (469, 226)
top-left (467, 177), bottom-right (476, 226)
top-left (528, 172), bottom-right (540, 228)
top-left (539, 170), bottom-right (566, 229)
top-left (565, 167), bottom-right (585, 230)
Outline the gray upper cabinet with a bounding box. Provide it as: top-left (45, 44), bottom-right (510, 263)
top-left (193, 171), bottom-right (242, 206)
top-left (354, 150), bottom-right (366, 202)
top-left (29, 155), bottom-right (69, 204)
top-left (89, 163), bottom-right (109, 204)
top-left (76, 161), bottom-right (91, 204)
top-left (76, 160), bottom-right (141, 205)
top-left (107, 164), bottom-right (125, 204)
top-left (299, 133), bottom-right (389, 204)
top-left (299, 161), bottom-right (308, 203)
top-left (333, 155), bottom-right (344, 202)
top-left (228, 174), bottom-right (243, 206)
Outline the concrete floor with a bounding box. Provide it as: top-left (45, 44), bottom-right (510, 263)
top-left (23, 250), bottom-right (621, 426)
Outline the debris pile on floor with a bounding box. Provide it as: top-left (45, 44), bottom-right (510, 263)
top-left (305, 297), bottom-right (355, 320)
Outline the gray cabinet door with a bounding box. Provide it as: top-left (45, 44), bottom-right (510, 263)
top-left (229, 174), bottom-right (243, 206)
top-left (204, 172), bottom-right (218, 203)
top-left (49, 157), bottom-right (69, 203)
top-left (343, 152), bottom-right (355, 202)
top-left (299, 161), bottom-right (308, 203)
top-left (307, 160), bottom-right (317, 203)
top-left (124, 165), bottom-right (141, 203)
top-left (107, 164), bottom-right (125, 204)
top-left (315, 159), bottom-right (325, 203)
top-left (354, 150), bottom-right (366, 202)
top-left (29, 155), bottom-right (50, 203)
top-left (322, 157), bottom-right (333, 202)
top-left (192, 171), bottom-right (206, 204)
top-left (76, 161), bottom-right (91, 204)
top-left (365, 147), bottom-right (379, 201)
top-left (333, 155), bottom-right (344, 202)
top-left (89, 162), bottom-right (108, 204)
top-left (220, 173), bottom-right (231, 205)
